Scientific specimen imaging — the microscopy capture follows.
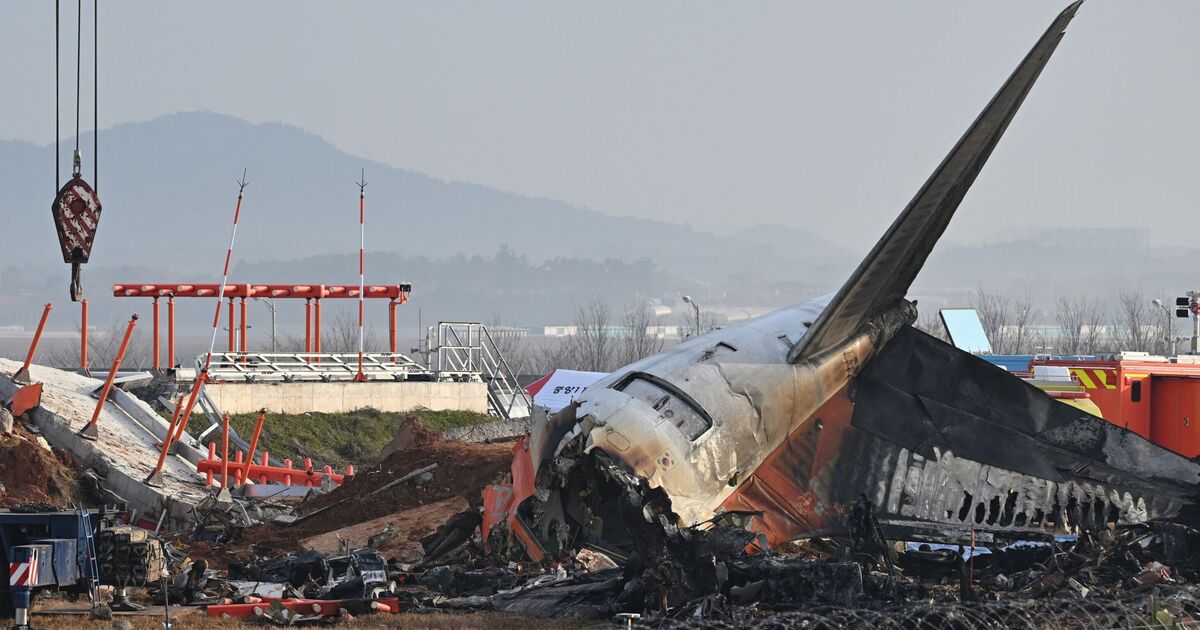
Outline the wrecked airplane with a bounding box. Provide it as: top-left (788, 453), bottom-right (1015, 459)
top-left (492, 1), bottom-right (1200, 563)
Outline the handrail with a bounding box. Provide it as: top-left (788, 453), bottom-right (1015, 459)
top-left (434, 322), bottom-right (530, 419)
top-left (189, 351), bottom-right (433, 383)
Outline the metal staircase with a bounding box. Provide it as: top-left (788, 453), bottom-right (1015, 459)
top-left (433, 322), bottom-right (531, 420)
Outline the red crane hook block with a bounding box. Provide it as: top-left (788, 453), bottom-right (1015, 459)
top-left (51, 176), bottom-right (103, 302)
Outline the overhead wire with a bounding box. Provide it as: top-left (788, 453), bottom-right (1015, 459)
top-left (93, 0), bottom-right (97, 190)
top-left (55, 0), bottom-right (59, 190)
top-left (74, 0), bottom-right (81, 176)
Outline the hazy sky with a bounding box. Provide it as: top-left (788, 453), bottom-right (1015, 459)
top-left (3, 2), bottom-right (1198, 250)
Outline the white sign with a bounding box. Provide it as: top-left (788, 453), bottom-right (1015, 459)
top-left (527, 369), bottom-right (608, 412)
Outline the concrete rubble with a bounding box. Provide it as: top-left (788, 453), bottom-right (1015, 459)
top-left (1, 358), bottom-right (206, 523)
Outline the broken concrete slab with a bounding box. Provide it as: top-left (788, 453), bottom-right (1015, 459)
top-left (0, 358), bottom-right (207, 526)
top-left (299, 496), bottom-right (470, 561)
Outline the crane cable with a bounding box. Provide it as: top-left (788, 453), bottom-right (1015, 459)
top-left (73, 0), bottom-right (81, 178)
top-left (54, 0), bottom-right (99, 301)
top-left (54, 0), bottom-right (58, 190)
top-left (55, 0), bottom-right (97, 185)
top-left (93, 0), bottom-right (97, 191)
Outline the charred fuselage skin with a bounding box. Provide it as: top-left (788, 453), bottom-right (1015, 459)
top-left (564, 297), bottom-right (914, 527)
top-left (540, 301), bottom-right (1200, 548)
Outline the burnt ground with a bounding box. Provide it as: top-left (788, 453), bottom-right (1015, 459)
top-left (31, 604), bottom-right (602, 630)
top-left (0, 424), bottom-right (92, 507)
top-left (218, 419), bottom-right (513, 560)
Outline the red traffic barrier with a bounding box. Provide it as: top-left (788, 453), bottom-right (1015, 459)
top-left (198, 444), bottom-right (354, 488)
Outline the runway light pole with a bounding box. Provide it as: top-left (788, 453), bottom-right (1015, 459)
top-left (354, 170), bottom-right (368, 382)
top-left (682, 295), bottom-right (701, 337)
top-left (255, 297), bottom-right (277, 352)
top-left (1153, 299), bottom-right (1174, 355)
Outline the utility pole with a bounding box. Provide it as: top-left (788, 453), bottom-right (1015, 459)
top-left (682, 295), bottom-right (701, 337)
top-left (255, 297), bottom-right (277, 351)
top-left (1153, 299), bottom-right (1173, 355)
top-left (1192, 291), bottom-right (1200, 355)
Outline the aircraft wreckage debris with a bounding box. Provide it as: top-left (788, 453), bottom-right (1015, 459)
top-left (11, 3), bottom-right (1200, 628)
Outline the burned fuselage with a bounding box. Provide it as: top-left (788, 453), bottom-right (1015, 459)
top-left (521, 306), bottom-right (1200, 558)
top-left (498, 2), bottom-right (1200, 562)
top-left (559, 299), bottom-right (913, 528)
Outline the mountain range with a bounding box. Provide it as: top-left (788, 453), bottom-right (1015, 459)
top-left (1, 112), bottom-right (1193, 335)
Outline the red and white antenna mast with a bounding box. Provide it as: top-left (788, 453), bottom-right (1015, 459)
top-left (354, 169), bottom-right (368, 382)
top-left (147, 170), bottom-right (248, 487)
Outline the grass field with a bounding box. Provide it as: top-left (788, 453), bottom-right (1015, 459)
top-left (184, 408), bottom-right (493, 468)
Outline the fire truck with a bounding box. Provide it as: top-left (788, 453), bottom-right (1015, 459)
top-left (1032, 352), bottom-right (1200, 458)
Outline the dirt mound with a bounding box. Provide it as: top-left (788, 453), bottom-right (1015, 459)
top-left (234, 418), bottom-right (514, 558)
top-left (0, 425), bottom-right (87, 507)
top-left (377, 415), bottom-right (443, 460)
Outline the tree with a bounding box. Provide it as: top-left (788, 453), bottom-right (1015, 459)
top-left (1054, 296), bottom-right (1108, 355)
top-left (1111, 288), bottom-right (1157, 353)
top-left (321, 310), bottom-right (373, 353)
top-left (529, 337), bottom-right (577, 376)
top-left (486, 317), bottom-right (532, 376)
top-left (1006, 293), bottom-right (1036, 354)
top-left (619, 303), bottom-right (665, 365)
top-left (50, 317), bottom-right (151, 372)
top-left (572, 299), bottom-right (614, 372)
top-left (970, 287), bottom-right (1011, 353)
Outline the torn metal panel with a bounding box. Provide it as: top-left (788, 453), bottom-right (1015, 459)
top-left (492, 571), bottom-right (623, 620)
top-left (727, 557), bottom-right (864, 608)
top-left (480, 437), bottom-right (546, 563)
top-left (848, 328), bottom-right (1200, 536)
top-left (723, 329), bottom-right (1200, 545)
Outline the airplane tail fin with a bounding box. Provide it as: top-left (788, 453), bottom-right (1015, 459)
top-left (789, 1), bottom-right (1082, 363)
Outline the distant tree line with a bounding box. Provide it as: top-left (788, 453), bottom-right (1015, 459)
top-left (916, 287), bottom-right (1177, 357)
top-left (496, 300), bottom-right (670, 375)
top-left (45, 286), bottom-right (1179, 377)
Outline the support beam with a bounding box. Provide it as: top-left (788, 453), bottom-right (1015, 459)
top-left (146, 372), bottom-right (199, 487)
top-left (219, 412), bottom-right (231, 502)
top-left (244, 408), bottom-right (267, 485)
top-left (80, 299), bottom-right (89, 375)
top-left (239, 297), bottom-right (248, 361)
top-left (80, 314), bottom-right (138, 440)
top-left (14, 303), bottom-right (52, 384)
top-left (167, 295), bottom-right (175, 369)
top-left (305, 298), bottom-right (312, 355)
top-left (114, 283), bottom-right (410, 299)
top-left (227, 298), bottom-right (236, 353)
top-left (389, 299), bottom-right (397, 355)
top-left (314, 297), bottom-right (322, 363)
top-left (152, 297), bottom-right (160, 372)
